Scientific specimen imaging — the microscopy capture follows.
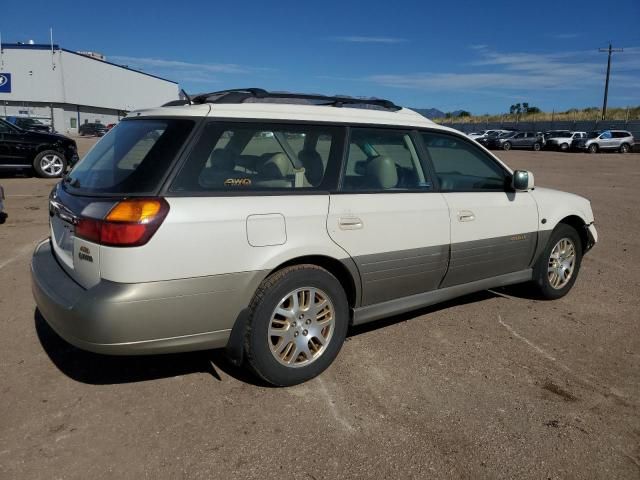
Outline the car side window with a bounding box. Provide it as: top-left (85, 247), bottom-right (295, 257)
top-left (171, 123), bottom-right (342, 192)
top-left (420, 132), bottom-right (508, 192)
top-left (341, 128), bottom-right (431, 192)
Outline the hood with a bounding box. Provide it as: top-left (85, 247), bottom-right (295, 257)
top-left (22, 129), bottom-right (73, 143)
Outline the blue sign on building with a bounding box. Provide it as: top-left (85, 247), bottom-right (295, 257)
top-left (0, 73), bottom-right (12, 93)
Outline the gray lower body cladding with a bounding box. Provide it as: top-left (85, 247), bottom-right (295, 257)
top-left (440, 232), bottom-right (537, 288)
top-left (31, 240), bottom-right (265, 355)
top-left (354, 245), bottom-right (449, 305)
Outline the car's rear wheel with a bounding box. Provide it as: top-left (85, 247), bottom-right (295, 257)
top-left (560, 143), bottom-right (569, 152)
top-left (532, 224), bottom-right (583, 299)
top-left (33, 150), bottom-right (67, 178)
top-left (533, 142), bottom-right (541, 151)
top-left (244, 265), bottom-right (349, 386)
top-left (588, 144), bottom-right (599, 154)
top-left (503, 142), bottom-right (512, 151)
top-left (620, 143), bottom-right (630, 154)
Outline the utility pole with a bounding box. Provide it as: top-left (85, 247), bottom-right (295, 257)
top-left (599, 43), bottom-right (623, 120)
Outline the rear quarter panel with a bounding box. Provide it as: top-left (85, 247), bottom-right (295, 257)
top-left (98, 195), bottom-right (348, 283)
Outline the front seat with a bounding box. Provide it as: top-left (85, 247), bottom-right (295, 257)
top-left (365, 156), bottom-right (398, 190)
top-left (298, 149), bottom-right (324, 187)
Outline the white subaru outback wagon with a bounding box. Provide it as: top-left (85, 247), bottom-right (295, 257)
top-left (32, 89), bottom-right (598, 386)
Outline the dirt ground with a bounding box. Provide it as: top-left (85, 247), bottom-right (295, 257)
top-left (1, 139), bottom-right (639, 479)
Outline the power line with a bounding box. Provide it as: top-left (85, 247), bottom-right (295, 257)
top-left (598, 43), bottom-right (623, 121)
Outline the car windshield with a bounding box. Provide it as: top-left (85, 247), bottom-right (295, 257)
top-left (63, 119), bottom-right (195, 195)
top-left (498, 132), bottom-right (515, 138)
top-left (587, 131), bottom-right (600, 138)
top-left (22, 119), bottom-right (44, 125)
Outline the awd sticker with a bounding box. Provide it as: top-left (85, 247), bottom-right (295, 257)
top-left (78, 246), bottom-right (94, 262)
top-left (224, 178), bottom-right (252, 187)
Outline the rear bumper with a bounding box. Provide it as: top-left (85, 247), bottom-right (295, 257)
top-left (31, 239), bottom-right (264, 355)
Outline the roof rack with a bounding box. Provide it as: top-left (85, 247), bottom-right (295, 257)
top-left (184, 88), bottom-right (402, 111)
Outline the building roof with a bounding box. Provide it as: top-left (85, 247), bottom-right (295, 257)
top-left (0, 43), bottom-right (177, 85)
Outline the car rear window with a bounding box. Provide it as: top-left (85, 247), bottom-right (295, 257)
top-left (64, 119), bottom-right (194, 195)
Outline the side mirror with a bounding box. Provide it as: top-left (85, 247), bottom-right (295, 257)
top-left (512, 170), bottom-right (534, 191)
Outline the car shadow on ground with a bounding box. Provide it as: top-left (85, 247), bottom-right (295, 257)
top-left (35, 289), bottom-right (504, 387)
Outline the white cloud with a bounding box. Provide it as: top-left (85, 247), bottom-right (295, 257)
top-left (366, 46), bottom-right (640, 93)
top-left (109, 55), bottom-right (250, 74)
top-left (331, 36), bottom-right (408, 44)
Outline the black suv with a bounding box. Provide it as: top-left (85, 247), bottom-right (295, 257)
top-left (78, 122), bottom-right (107, 136)
top-left (8, 117), bottom-right (52, 133)
top-left (0, 118), bottom-right (78, 177)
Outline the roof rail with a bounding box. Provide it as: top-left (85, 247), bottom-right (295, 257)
top-left (189, 88), bottom-right (402, 111)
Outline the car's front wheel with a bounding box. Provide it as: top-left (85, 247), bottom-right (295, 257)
top-left (244, 265), bottom-right (349, 386)
top-left (533, 142), bottom-right (542, 151)
top-left (503, 142), bottom-right (512, 151)
top-left (33, 150), bottom-right (67, 178)
top-left (620, 143), bottom-right (630, 154)
top-left (532, 224), bottom-right (583, 299)
top-left (588, 144), bottom-right (599, 154)
top-left (560, 143), bottom-right (569, 152)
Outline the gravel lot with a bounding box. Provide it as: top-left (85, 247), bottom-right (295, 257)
top-left (1, 139), bottom-right (639, 479)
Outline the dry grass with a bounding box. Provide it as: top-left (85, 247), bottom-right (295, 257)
top-left (433, 106), bottom-right (640, 124)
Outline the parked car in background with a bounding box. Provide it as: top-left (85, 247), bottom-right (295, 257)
top-left (106, 123), bottom-right (117, 131)
top-left (30, 88), bottom-right (598, 386)
top-left (468, 129), bottom-right (511, 140)
top-left (545, 131), bottom-right (587, 152)
top-left (575, 130), bottom-right (635, 154)
top-left (78, 122), bottom-right (108, 136)
top-left (6, 116), bottom-right (52, 133)
top-left (476, 130), bottom-right (508, 148)
top-left (543, 130), bottom-right (571, 142)
top-left (0, 118), bottom-right (78, 177)
top-left (488, 131), bottom-right (544, 151)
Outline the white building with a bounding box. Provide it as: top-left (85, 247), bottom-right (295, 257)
top-left (0, 43), bottom-right (179, 133)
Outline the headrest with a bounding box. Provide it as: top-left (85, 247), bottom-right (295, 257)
top-left (366, 156), bottom-right (398, 190)
top-left (260, 153), bottom-right (291, 179)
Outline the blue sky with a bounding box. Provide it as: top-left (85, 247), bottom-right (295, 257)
top-left (2, 0), bottom-right (639, 114)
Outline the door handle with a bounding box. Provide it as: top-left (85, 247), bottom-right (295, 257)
top-left (339, 216), bottom-right (363, 230)
top-left (457, 210), bottom-right (475, 222)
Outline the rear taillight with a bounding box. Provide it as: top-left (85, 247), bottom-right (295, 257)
top-left (76, 198), bottom-right (169, 247)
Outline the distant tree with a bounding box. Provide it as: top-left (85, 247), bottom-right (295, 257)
top-left (457, 110), bottom-right (471, 117)
top-left (509, 103), bottom-right (522, 115)
top-left (527, 106), bottom-right (541, 114)
top-left (522, 102), bottom-right (529, 113)
top-left (445, 112), bottom-right (453, 118)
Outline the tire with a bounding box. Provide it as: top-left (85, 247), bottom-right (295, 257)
top-left (33, 150), bottom-right (67, 178)
top-left (560, 143), bottom-right (569, 152)
top-left (503, 142), bottom-right (512, 151)
top-left (532, 224), bottom-right (583, 300)
top-left (244, 265), bottom-right (349, 386)
top-left (620, 143), bottom-right (630, 154)
top-left (533, 142), bottom-right (541, 151)
top-left (588, 144), bottom-right (599, 154)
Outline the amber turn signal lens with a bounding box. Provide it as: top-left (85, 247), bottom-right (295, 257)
top-left (106, 199), bottom-right (163, 224)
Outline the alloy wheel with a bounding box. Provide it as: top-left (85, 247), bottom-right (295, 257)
top-left (268, 287), bottom-right (335, 368)
top-left (39, 154), bottom-right (64, 176)
top-left (548, 238), bottom-right (576, 289)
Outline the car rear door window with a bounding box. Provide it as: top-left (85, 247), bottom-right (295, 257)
top-left (170, 123), bottom-right (343, 193)
top-left (420, 132), bottom-right (508, 192)
top-left (341, 128), bottom-right (431, 192)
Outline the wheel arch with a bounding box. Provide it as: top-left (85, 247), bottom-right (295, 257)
top-left (558, 215), bottom-right (589, 252)
top-left (268, 255), bottom-right (360, 309)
